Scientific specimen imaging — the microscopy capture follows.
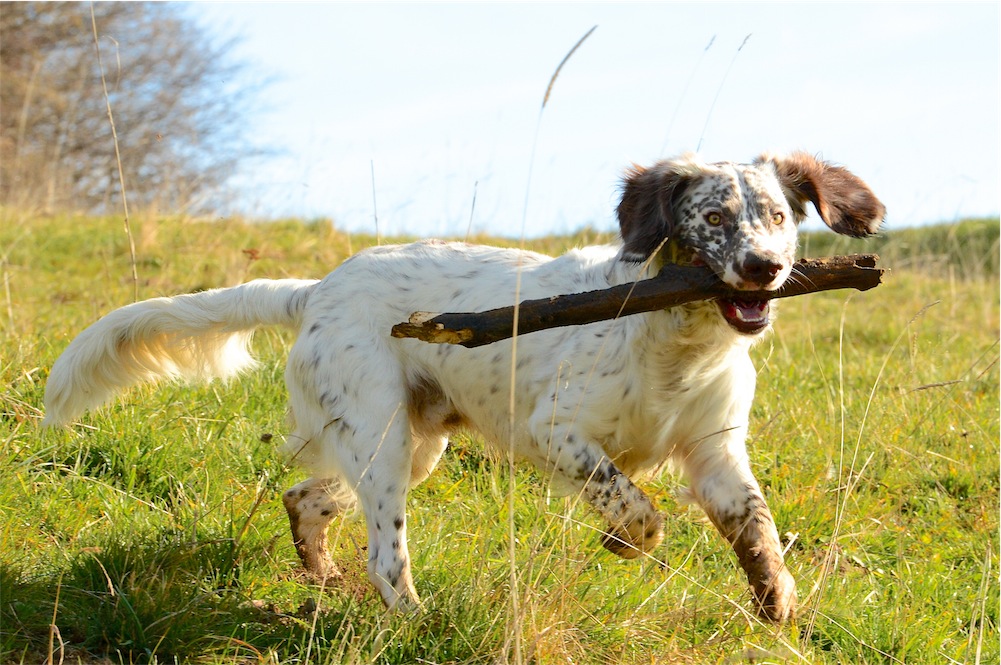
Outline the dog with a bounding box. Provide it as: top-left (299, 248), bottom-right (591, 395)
top-left (43, 151), bottom-right (884, 622)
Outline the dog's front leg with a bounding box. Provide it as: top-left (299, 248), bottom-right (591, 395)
top-left (582, 455), bottom-right (665, 559)
top-left (529, 424), bottom-right (664, 559)
top-left (682, 445), bottom-right (796, 622)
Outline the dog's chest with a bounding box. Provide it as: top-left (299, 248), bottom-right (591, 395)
top-left (588, 325), bottom-right (756, 476)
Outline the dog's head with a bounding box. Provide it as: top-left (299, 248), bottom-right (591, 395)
top-left (616, 152), bottom-right (885, 334)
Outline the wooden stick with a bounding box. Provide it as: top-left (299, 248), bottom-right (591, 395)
top-left (391, 254), bottom-right (885, 348)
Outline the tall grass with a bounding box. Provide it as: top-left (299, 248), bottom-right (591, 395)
top-left (0, 211), bottom-right (997, 663)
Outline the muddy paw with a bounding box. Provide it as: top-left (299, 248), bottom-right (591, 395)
top-left (751, 567), bottom-right (797, 623)
top-left (600, 513), bottom-right (664, 560)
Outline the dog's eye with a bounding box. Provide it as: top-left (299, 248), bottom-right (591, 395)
top-left (705, 212), bottom-right (723, 226)
top-left (771, 211), bottom-right (786, 226)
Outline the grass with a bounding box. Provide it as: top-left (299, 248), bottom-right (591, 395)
top-left (0, 210), bottom-right (997, 664)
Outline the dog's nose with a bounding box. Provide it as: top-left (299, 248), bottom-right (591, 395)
top-left (739, 253), bottom-right (784, 285)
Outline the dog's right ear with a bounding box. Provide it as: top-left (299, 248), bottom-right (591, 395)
top-left (616, 156), bottom-right (698, 261)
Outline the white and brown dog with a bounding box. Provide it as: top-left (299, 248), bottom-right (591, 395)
top-left (43, 152), bottom-right (884, 622)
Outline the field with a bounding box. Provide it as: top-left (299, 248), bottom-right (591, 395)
top-left (1, 212), bottom-right (998, 664)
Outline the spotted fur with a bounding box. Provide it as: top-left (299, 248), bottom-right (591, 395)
top-left (43, 152), bottom-right (883, 622)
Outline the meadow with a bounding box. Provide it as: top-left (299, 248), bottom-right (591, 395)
top-left (0, 211), bottom-right (997, 664)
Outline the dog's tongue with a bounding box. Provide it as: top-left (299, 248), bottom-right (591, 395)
top-left (717, 299), bottom-right (770, 334)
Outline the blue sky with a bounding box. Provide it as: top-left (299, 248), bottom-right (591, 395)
top-left (195, 2), bottom-right (999, 238)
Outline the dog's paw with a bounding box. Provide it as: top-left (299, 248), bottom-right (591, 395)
top-left (600, 513), bottom-right (664, 559)
top-left (751, 567), bottom-right (797, 623)
top-left (303, 559), bottom-right (343, 583)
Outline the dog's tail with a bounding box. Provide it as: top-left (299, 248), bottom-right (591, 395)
top-left (43, 278), bottom-right (319, 427)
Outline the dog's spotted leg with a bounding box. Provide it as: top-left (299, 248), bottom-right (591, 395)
top-left (582, 455), bottom-right (665, 559)
top-left (530, 424), bottom-right (664, 559)
top-left (336, 409), bottom-right (421, 611)
top-left (282, 477), bottom-right (350, 581)
top-left (356, 480), bottom-right (419, 611)
top-left (683, 456), bottom-right (796, 622)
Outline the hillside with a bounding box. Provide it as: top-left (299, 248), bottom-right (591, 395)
top-left (1, 213), bottom-right (997, 664)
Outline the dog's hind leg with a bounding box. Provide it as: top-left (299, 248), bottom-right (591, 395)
top-left (307, 382), bottom-right (421, 610)
top-left (347, 411), bottom-right (421, 610)
top-left (282, 477), bottom-right (353, 581)
top-left (286, 407), bottom-right (421, 609)
top-left (285, 327), bottom-right (423, 609)
top-left (357, 482), bottom-right (419, 610)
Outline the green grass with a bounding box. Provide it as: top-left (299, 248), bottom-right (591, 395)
top-left (1, 210), bottom-right (997, 664)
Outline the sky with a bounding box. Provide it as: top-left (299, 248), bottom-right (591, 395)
top-left (193, 2), bottom-right (1000, 239)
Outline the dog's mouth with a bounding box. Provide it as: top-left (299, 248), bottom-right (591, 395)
top-left (716, 299), bottom-right (771, 334)
top-left (683, 254), bottom-right (774, 334)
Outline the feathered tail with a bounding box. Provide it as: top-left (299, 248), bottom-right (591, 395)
top-left (43, 278), bottom-right (318, 426)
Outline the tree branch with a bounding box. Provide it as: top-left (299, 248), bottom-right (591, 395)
top-left (391, 254), bottom-right (885, 348)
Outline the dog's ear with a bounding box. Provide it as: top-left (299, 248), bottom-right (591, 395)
top-left (758, 152), bottom-right (885, 237)
top-left (617, 157), bottom-right (697, 260)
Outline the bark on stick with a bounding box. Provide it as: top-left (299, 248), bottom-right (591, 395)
top-left (391, 254), bottom-right (884, 348)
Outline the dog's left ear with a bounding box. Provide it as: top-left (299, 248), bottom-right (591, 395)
top-left (758, 152), bottom-right (886, 237)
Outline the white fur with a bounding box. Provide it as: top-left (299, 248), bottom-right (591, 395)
top-left (43, 279), bottom-right (317, 426)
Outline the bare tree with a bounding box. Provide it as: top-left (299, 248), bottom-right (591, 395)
top-left (0, 2), bottom-right (261, 214)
